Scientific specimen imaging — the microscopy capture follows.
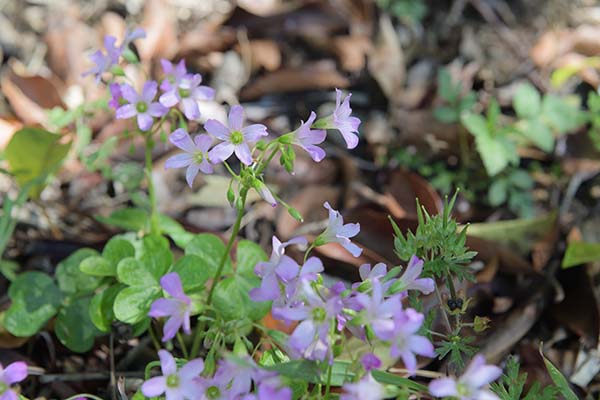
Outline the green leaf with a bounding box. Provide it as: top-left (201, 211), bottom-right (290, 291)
top-left (474, 131), bottom-right (516, 177)
top-left (236, 240), bottom-right (267, 276)
top-left (5, 272), bottom-right (62, 336)
top-left (113, 286), bottom-right (161, 324)
top-left (212, 275), bottom-right (271, 322)
top-left (80, 256), bottom-right (115, 277)
top-left (540, 346), bottom-right (578, 400)
top-left (102, 238), bottom-right (136, 267)
top-left (170, 255), bottom-right (210, 292)
top-left (55, 248), bottom-right (101, 295)
top-left (437, 68), bottom-right (457, 102)
top-left (185, 234), bottom-right (232, 276)
top-left (264, 360), bottom-right (321, 383)
top-left (158, 215), bottom-right (195, 249)
top-left (518, 118), bottom-right (554, 152)
top-left (562, 241), bottom-right (600, 269)
top-left (139, 235), bottom-right (173, 280)
top-left (90, 284), bottom-right (124, 332)
top-left (513, 83), bottom-right (541, 118)
top-left (541, 95), bottom-right (587, 134)
top-left (55, 297), bottom-right (101, 352)
top-left (117, 257), bottom-right (158, 287)
top-left (488, 179), bottom-right (508, 206)
top-left (371, 370), bottom-right (429, 393)
top-left (5, 127), bottom-right (71, 198)
top-left (433, 106), bottom-right (458, 123)
top-left (461, 112), bottom-right (489, 138)
top-left (96, 208), bottom-right (147, 231)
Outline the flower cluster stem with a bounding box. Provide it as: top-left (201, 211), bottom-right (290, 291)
top-left (144, 135), bottom-right (160, 235)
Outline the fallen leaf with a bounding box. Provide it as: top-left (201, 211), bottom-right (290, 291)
top-left (368, 14), bottom-right (405, 103)
top-left (138, 0), bottom-right (178, 62)
top-left (1, 63), bottom-right (66, 125)
top-left (240, 61), bottom-right (350, 100)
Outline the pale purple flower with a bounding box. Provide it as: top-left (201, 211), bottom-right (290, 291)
top-left (206, 105), bottom-right (268, 165)
top-left (108, 83), bottom-right (123, 110)
top-left (83, 36), bottom-right (121, 82)
top-left (380, 308), bottom-right (434, 374)
top-left (159, 74), bottom-right (214, 120)
top-left (141, 350), bottom-right (203, 400)
top-left (293, 111), bottom-right (326, 162)
top-left (249, 236), bottom-right (307, 302)
top-left (160, 59), bottom-right (188, 91)
top-left (340, 373), bottom-right (385, 400)
top-left (391, 255), bottom-right (435, 295)
top-left (332, 89), bottom-right (360, 149)
top-left (429, 354), bottom-right (502, 400)
top-left (165, 128), bottom-right (214, 187)
top-left (271, 257), bottom-right (324, 322)
top-left (0, 361), bottom-right (27, 400)
top-left (284, 281), bottom-right (344, 363)
top-left (253, 383), bottom-right (293, 400)
top-left (148, 272), bottom-right (192, 342)
top-left (254, 180), bottom-right (277, 207)
top-left (115, 81), bottom-right (168, 131)
top-left (361, 353), bottom-right (382, 372)
top-left (121, 27), bottom-right (146, 50)
top-left (315, 202), bottom-right (362, 257)
top-left (351, 279), bottom-right (402, 340)
top-left (352, 263), bottom-right (396, 292)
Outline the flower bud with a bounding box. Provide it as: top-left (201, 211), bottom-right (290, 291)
top-left (287, 206), bottom-right (303, 222)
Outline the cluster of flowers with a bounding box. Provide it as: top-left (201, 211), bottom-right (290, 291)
top-left (86, 28), bottom-right (503, 400)
top-left (142, 350), bottom-right (291, 400)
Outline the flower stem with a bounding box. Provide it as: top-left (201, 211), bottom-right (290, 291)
top-left (144, 135), bottom-right (160, 235)
top-left (189, 189), bottom-right (249, 359)
top-left (324, 363), bottom-right (333, 399)
top-left (176, 332), bottom-right (189, 359)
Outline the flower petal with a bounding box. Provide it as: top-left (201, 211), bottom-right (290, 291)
top-left (228, 105), bottom-right (244, 131)
top-left (160, 90), bottom-right (179, 107)
top-left (429, 377), bottom-right (458, 398)
top-left (185, 163), bottom-right (201, 188)
top-left (208, 142), bottom-right (234, 163)
top-left (141, 376), bottom-right (167, 397)
top-left (182, 97), bottom-right (200, 120)
top-left (242, 124), bottom-right (268, 142)
top-left (194, 134), bottom-right (213, 152)
top-left (3, 361), bottom-right (27, 384)
top-left (148, 298), bottom-right (181, 318)
top-left (165, 153), bottom-right (194, 169)
top-left (205, 119), bottom-right (231, 140)
top-left (169, 128), bottom-right (196, 153)
top-left (162, 315), bottom-right (183, 342)
top-left (120, 84), bottom-right (139, 103)
top-left (234, 143), bottom-right (253, 165)
top-left (158, 350), bottom-right (177, 375)
top-left (160, 272), bottom-right (186, 299)
top-left (137, 113), bottom-right (153, 131)
top-left (142, 80), bottom-right (158, 102)
top-left (115, 104), bottom-right (136, 119)
top-left (179, 359), bottom-right (204, 380)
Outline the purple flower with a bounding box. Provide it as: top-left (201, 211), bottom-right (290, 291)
top-left (165, 128), bottom-right (214, 188)
top-left (160, 59), bottom-right (188, 91)
top-left (108, 83), bottom-right (123, 110)
top-left (340, 373), bottom-right (385, 400)
top-left (141, 350), bottom-right (203, 400)
top-left (352, 263), bottom-right (396, 292)
top-left (284, 281), bottom-right (344, 363)
top-left (361, 353), bottom-right (382, 372)
top-left (148, 272), bottom-right (192, 342)
top-left (392, 255), bottom-right (435, 295)
top-left (332, 89), bottom-right (360, 149)
top-left (0, 361), bottom-right (27, 400)
top-left (429, 354), bottom-right (502, 400)
top-left (351, 279), bottom-right (402, 340)
top-left (121, 27), bottom-right (146, 50)
top-left (380, 308), bottom-right (434, 374)
top-left (83, 36), bottom-right (121, 82)
top-left (293, 112), bottom-right (326, 162)
top-left (271, 257), bottom-right (324, 322)
top-left (249, 236), bottom-right (307, 302)
top-left (315, 202), bottom-right (362, 257)
top-left (159, 74), bottom-right (215, 120)
top-left (206, 105), bottom-right (268, 166)
top-left (115, 81), bottom-right (168, 131)
top-left (254, 180), bottom-right (277, 207)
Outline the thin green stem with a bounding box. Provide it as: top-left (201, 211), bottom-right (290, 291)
top-left (144, 135), bottom-right (160, 235)
top-left (176, 332), bottom-right (189, 359)
top-left (255, 146), bottom-right (280, 175)
top-left (223, 161), bottom-right (240, 179)
top-left (189, 320), bottom-right (206, 360)
top-left (324, 363), bottom-right (333, 399)
top-left (206, 189), bottom-right (248, 304)
top-left (303, 243), bottom-right (316, 263)
top-left (148, 324), bottom-right (162, 353)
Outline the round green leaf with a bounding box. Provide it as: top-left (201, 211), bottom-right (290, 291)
top-left (170, 255), bottom-right (210, 292)
top-left (56, 297), bottom-right (101, 352)
top-left (140, 235), bottom-right (173, 280)
top-left (80, 256), bottom-right (115, 277)
top-left (185, 234), bottom-right (232, 275)
top-left (5, 272), bottom-right (62, 336)
top-left (117, 257), bottom-right (159, 287)
top-left (103, 237), bottom-right (136, 267)
top-left (513, 83), bottom-right (541, 118)
top-left (90, 284), bottom-right (124, 332)
top-left (113, 286), bottom-right (160, 324)
top-left (212, 275), bottom-right (271, 322)
top-left (55, 248), bottom-right (101, 294)
top-left (236, 240), bottom-right (267, 276)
